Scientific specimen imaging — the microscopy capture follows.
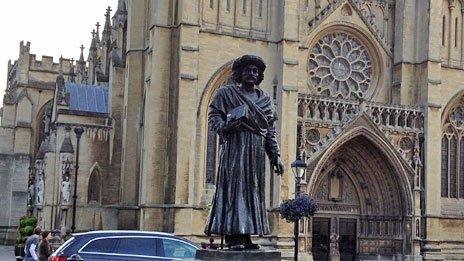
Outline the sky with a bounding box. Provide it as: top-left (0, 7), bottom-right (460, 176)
top-left (0, 0), bottom-right (118, 104)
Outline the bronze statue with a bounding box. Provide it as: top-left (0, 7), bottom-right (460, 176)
top-left (204, 55), bottom-right (284, 250)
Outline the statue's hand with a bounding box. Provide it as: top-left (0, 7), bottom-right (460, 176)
top-left (221, 120), bottom-right (242, 134)
top-left (271, 156), bottom-right (284, 175)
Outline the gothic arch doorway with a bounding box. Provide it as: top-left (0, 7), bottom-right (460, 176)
top-left (307, 135), bottom-right (411, 260)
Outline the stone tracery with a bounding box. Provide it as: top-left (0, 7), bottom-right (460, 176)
top-left (308, 31), bottom-right (373, 99)
top-left (441, 98), bottom-right (464, 199)
top-left (310, 136), bottom-right (407, 255)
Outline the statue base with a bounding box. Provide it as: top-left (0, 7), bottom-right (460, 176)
top-left (195, 249), bottom-right (281, 261)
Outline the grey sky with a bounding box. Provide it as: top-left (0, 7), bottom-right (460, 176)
top-left (0, 0), bottom-right (118, 104)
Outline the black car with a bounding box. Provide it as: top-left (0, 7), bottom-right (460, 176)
top-left (49, 230), bottom-right (198, 260)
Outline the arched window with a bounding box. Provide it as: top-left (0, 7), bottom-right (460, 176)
top-left (36, 101), bottom-right (53, 154)
top-left (441, 102), bottom-right (464, 198)
top-left (88, 169), bottom-right (101, 203)
top-left (455, 17), bottom-right (459, 47)
top-left (443, 15), bottom-right (446, 46)
top-left (205, 75), bottom-right (234, 185)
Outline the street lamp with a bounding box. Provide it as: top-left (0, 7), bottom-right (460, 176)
top-left (71, 127), bottom-right (84, 233)
top-left (291, 154), bottom-right (307, 261)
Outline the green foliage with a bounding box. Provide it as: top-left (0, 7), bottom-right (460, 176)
top-left (24, 216), bottom-right (37, 227)
top-left (19, 216), bottom-right (26, 228)
top-left (16, 215), bottom-right (38, 245)
top-left (22, 226), bottom-right (34, 236)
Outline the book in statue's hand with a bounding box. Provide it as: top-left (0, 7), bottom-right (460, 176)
top-left (226, 105), bottom-right (248, 124)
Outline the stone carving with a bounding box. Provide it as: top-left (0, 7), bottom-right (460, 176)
top-left (306, 128), bottom-right (321, 145)
top-left (358, 238), bottom-right (403, 254)
top-left (449, 104), bottom-right (464, 130)
top-left (330, 233), bottom-right (340, 256)
top-left (27, 180), bottom-right (35, 206)
top-left (36, 173), bottom-right (44, 206)
top-left (306, 0), bottom-right (394, 55)
top-left (329, 168), bottom-right (343, 201)
top-left (399, 136), bottom-right (414, 152)
top-left (318, 203), bottom-right (360, 213)
top-left (315, 174), bottom-right (329, 200)
top-left (349, 0), bottom-right (394, 52)
top-left (308, 32), bottom-right (372, 99)
top-left (308, 0), bottom-right (346, 29)
top-left (297, 94), bottom-right (424, 169)
top-left (61, 175), bottom-right (71, 206)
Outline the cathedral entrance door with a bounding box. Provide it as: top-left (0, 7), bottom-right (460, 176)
top-left (312, 217), bottom-right (330, 261)
top-left (303, 135), bottom-right (412, 258)
top-left (339, 218), bottom-right (356, 261)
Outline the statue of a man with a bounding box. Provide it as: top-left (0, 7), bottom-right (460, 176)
top-left (27, 179), bottom-right (35, 206)
top-left (204, 55), bottom-right (284, 250)
top-left (36, 174), bottom-right (44, 205)
top-left (61, 174), bottom-right (71, 206)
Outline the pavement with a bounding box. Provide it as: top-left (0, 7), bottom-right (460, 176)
top-left (0, 245), bottom-right (15, 261)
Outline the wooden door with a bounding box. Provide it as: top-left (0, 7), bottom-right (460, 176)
top-left (312, 218), bottom-right (330, 261)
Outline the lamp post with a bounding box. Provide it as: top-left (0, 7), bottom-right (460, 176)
top-left (71, 127), bottom-right (84, 233)
top-left (291, 154), bottom-right (307, 261)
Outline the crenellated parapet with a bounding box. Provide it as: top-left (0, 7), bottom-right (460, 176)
top-left (4, 41), bottom-right (75, 106)
top-left (29, 55), bottom-right (73, 74)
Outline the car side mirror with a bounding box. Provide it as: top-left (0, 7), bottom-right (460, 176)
top-left (67, 254), bottom-right (84, 261)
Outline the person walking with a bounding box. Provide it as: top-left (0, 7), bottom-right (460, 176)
top-left (39, 230), bottom-right (53, 261)
top-left (24, 227), bottom-right (41, 261)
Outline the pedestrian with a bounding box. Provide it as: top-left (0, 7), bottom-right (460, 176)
top-left (39, 230), bottom-right (53, 261)
top-left (24, 226), bottom-right (41, 261)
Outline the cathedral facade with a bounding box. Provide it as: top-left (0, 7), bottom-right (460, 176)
top-left (1, 0), bottom-right (464, 259)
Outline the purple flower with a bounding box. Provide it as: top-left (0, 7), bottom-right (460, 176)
top-left (279, 193), bottom-right (318, 222)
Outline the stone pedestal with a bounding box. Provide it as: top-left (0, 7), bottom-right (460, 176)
top-left (195, 249), bottom-right (281, 261)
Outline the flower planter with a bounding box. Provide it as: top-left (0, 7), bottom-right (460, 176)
top-left (14, 244), bottom-right (25, 259)
top-left (279, 193), bottom-right (318, 222)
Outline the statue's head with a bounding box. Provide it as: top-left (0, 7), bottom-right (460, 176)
top-left (232, 55), bottom-right (266, 86)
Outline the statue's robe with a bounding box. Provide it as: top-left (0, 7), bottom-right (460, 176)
top-left (205, 83), bottom-right (280, 236)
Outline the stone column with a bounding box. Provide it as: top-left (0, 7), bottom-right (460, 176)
top-left (118, 0), bottom-right (146, 230)
top-left (460, 8), bottom-right (464, 66)
top-left (422, 0), bottom-right (445, 259)
top-left (447, 0), bottom-right (455, 66)
top-left (138, 0), bottom-right (172, 232)
top-left (169, 0), bottom-right (204, 236)
top-left (275, 0), bottom-right (308, 258)
top-left (391, 0), bottom-right (420, 105)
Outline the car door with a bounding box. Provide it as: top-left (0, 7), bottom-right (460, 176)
top-left (160, 238), bottom-right (197, 260)
top-left (78, 237), bottom-right (120, 261)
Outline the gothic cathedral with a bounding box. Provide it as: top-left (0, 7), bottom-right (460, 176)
top-left (0, 0), bottom-right (463, 259)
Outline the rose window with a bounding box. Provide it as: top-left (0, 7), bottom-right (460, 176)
top-left (308, 32), bottom-right (373, 99)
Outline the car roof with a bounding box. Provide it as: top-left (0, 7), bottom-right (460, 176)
top-left (71, 230), bottom-right (196, 245)
top-left (73, 230), bottom-right (174, 237)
